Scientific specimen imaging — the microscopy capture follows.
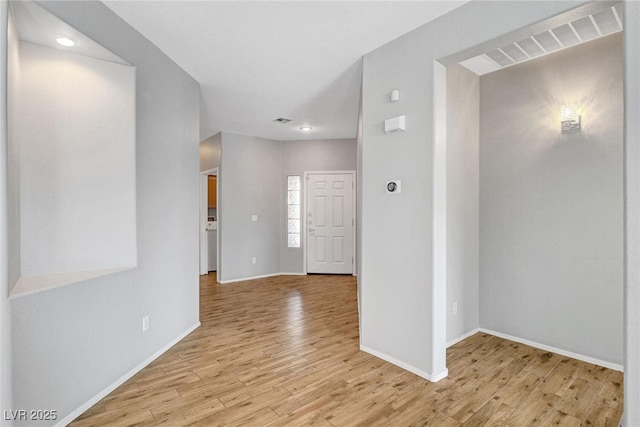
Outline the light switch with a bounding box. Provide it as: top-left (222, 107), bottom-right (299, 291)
top-left (251, 214), bottom-right (258, 222)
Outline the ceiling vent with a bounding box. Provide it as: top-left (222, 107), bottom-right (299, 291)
top-left (273, 117), bottom-right (292, 124)
top-left (459, 4), bottom-right (623, 76)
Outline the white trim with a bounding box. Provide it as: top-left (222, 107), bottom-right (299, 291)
top-left (219, 272), bottom-right (280, 284)
top-left (279, 272), bottom-right (306, 276)
top-left (431, 60), bottom-right (448, 380)
top-left (199, 174), bottom-right (208, 276)
top-left (479, 328), bottom-right (624, 372)
top-left (360, 345), bottom-right (449, 383)
top-left (57, 322), bottom-right (201, 427)
top-left (430, 369), bottom-right (449, 382)
top-left (303, 170), bottom-right (356, 276)
top-left (447, 328), bottom-right (481, 348)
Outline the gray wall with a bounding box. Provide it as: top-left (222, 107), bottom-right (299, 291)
top-left (360, 0), bottom-right (591, 379)
top-left (1, 1), bottom-right (14, 420)
top-left (280, 138), bottom-right (356, 274)
top-left (200, 132), bottom-right (221, 172)
top-left (479, 34), bottom-right (623, 365)
top-left (7, 5), bottom-right (20, 291)
top-left (219, 132), bottom-right (281, 282)
top-left (624, 2), bottom-right (640, 424)
top-left (446, 64), bottom-right (479, 344)
top-left (6, 1), bottom-right (200, 424)
top-left (204, 134), bottom-right (356, 279)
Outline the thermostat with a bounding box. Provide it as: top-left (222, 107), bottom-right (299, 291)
top-left (386, 180), bottom-right (401, 194)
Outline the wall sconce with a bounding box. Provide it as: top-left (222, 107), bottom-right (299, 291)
top-left (561, 104), bottom-right (581, 133)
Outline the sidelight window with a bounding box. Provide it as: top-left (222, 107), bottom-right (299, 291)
top-left (287, 176), bottom-right (301, 248)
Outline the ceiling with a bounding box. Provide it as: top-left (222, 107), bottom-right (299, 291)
top-left (103, 1), bottom-right (467, 141)
top-left (11, 1), bottom-right (129, 65)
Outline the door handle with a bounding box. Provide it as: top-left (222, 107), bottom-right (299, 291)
top-left (308, 228), bottom-right (315, 233)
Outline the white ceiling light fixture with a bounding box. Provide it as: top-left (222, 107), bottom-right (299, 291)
top-left (55, 36), bottom-right (75, 47)
top-left (299, 126), bottom-right (313, 132)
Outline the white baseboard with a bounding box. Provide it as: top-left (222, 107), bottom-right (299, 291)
top-left (479, 328), bottom-right (624, 372)
top-left (56, 322), bottom-right (201, 427)
top-left (219, 273), bottom-right (281, 284)
top-left (360, 345), bottom-right (448, 382)
top-left (447, 328), bottom-right (481, 348)
top-left (220, 272), bottom-right (361, 282)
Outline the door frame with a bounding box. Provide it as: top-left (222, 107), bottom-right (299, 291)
top-left (199, 167), bottom-right (219, 277)
top-left (303, 170), bottom-right (356, 276)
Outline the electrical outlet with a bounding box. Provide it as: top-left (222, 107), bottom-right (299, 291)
top-left (251, 214), bottom-right (258, 222)
top-left (142, 316), bottom-right (149, 332)
top-left (251, 257), bottom-right (257, 264)
top-left (453, 302), bottom-right (458, 315)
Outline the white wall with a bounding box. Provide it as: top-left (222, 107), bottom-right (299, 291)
top-left (280, 138), bottom-right (356, 274)
top-left (446, 64), bottom-right (479, 344)
top-left (6, 1), bottom-right (200, 424)
top-left (360, 0), bottom-right (591, 380)
top-left (479, 34), bottom-right (623, 365)
top-left (219, 132), bottom-right (281, 282)
top-left (16, 42), bottom-right (136, 288)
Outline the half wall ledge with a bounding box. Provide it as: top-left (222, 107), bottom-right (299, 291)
top-left (9, 266), bottom-right (136, 299)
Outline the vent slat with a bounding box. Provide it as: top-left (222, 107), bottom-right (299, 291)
top-left (533, 31), bottom-right (562, 52)
top-left (517, 38), bottom-right (544, 57)
top-left (501, 43), bottom-right (528, 63)
top-left (572, 17), bottom-right (599, 41)
top-left (551, 24), bottom-right (580, 47)
top-left (486, 49), bottom-right (514, 67)
top-left (593, 8), bottom-right (621, 35)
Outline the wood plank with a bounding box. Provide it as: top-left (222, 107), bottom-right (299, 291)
top-left (503, 389), bottom-right (560, 426)
top-left (537, 359), bottom-right (580, 396)
top-left (461, 399), bottom-right (515, 427)
top-left (540, 409), bottom-right (582, 427)
top-left (554, 377), bottom-right (602, 419)
top-left (68, 273), bottom-right (623, 427)
top-left (582, 371), bottom-right (624, 427)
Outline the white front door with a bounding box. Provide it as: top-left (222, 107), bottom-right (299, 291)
top-left (306, 173), bottom-right (354, 274)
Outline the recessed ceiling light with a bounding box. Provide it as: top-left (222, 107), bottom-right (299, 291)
top-left (56, 36), bottom-right (75, 47)
top-left (300, 126), bottom-right (313, 132)
top-left (273, 117), bottom-right (291, 124)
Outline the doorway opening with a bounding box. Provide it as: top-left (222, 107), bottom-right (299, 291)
top-left (200, 167), bottom-right (219, 278)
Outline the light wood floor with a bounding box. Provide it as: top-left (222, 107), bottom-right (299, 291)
top-left (71, 274), bottom-right (623, 426)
